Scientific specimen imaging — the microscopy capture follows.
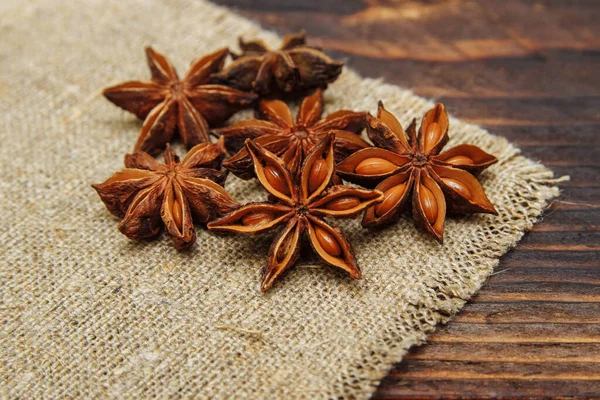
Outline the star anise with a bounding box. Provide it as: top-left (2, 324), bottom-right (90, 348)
top-left (214, 88), bottom-right (369, 179)
top-left (208, 134), bottom-right (383, 292)
top-left (92, 139), bottom-right (239, 249)
top-left (210, 31), bottom-right (343, 97)
top-left (103, 47), bottom-right (257, 156)
top-left (337, 102), bottom-right (498, 242)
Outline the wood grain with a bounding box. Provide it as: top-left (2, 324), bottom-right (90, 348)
top-left (211, 0), bottom-right (600, 398)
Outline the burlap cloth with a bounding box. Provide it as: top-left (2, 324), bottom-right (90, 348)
top-left (0, 0), bottom-right (563, 398)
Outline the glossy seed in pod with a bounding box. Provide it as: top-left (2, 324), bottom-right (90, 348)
top-left (424, 122), bottom-right (441, 153)
top-left (325, 196), bottom-right (360, 211)
top-left (444, 155), bottom-right (473, 166)
top-left (419, 185), bottom-right (438, 224)
top-left (263, 165), bottom-right (290, 195)
top-left (242, 211), bottom-right (274, 227)
top-left (355, 158), bottom-right (398, 175)
top-left (276, 229), bottom-right (297, 263)
top-left (276, 233), bottom-right (293, 262)
top-left (172, 199), bottom-right (183, 230)
top-left (375, 183), bottom-right (406, 217)
top-left (308, 158), bottom-right (328, 193)
top-left (442, 177), bottom-right (472, 199)
top-left (314, 225), bottom-right (342, 256)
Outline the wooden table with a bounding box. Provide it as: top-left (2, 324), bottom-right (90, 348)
top-left (213, 1), bottom-right (600, 397)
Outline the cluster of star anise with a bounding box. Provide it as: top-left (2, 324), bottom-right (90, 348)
top-left (93, 32), bottom-right (498, 291)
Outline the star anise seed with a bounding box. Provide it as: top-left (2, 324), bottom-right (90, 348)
top-left (214, 88), bottom-right (369, 179)
top-left (208, 134), bottom-right (383, 292)
top-left (209, 31), bottom-right (343, 97)
top-left (103, 47), bottom-right (257, 156)
top-left (92, 138), bottom-right (240, 249)
top-left (337, 102), bottom-right (498, 243)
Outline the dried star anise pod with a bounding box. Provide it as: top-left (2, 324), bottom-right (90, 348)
top-left (92, 138), bottom-right (239, 249)
top-left (337, 102), bottom-right (498, 242)
top-left (208, 134), bottom-right (383, 292)
top-left (214, 88), bottom-right (369, 179)
top-left (103, 47), bottom-right (257, 156)
top-left (210, 31), bottom-right (343, 97)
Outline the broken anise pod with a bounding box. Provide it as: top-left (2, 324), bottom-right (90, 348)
top-left (214, 88), bottom-right (369, 179)
top-left (210, 31), bottom-right (343, 97)
top-left (337, 102), bottom-right (498, 242)
top-left (103, 47), bottom-right (257, 156)
top-left (92, 138), bottom-right (239, 249)
top-left (208, 134), bottom-right (383, 291)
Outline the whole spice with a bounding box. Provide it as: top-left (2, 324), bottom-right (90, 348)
top-left (210, 31), bottom-right (343, 97)
top-left (103, 47), bottom-right (257, 156)
top-left (208, 134), bottom-right (383, 291)
top-left (214, 88), bottom-right (369, 178)
top-left (92, 138), bottom-right (239, 249)
top-left (337, 102), bottom-right (498, 242)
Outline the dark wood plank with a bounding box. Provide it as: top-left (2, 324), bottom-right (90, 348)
top-left (427, 323), bottom-right (600, 343)
top-left (211, 0), bottom-right (600, 398)
top-left (485, 268), bottom-right (600, 285)
top-left (453, 302), bottom-right (600, 324)
top-left (213, 0), bottom-right (364, 14)
top-left (501, 250), bottom-right (600, 268)
top-left (376, 379), bottom-right (600, 399)
top-left (405, 343), bottom-right (600, 362)
top-left (489, 126), bottom-right (600, 147)
top-left (444, 97), bottom-right (600, 126)
top-left (471, 282), bottom-right (600, 303)
top-left (510, 146), bottom-right (600, 167)
top-left (517, 231), bottom-right (600, 248)
top-left (387, 360), bottom-right (600, 379)
top-left (528, 209), bottom-right (599, 232)
top-left (546, 166), bottom-right (600, 187)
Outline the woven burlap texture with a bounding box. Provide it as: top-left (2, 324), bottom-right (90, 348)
top-left (0, 0), bottom-right (561, 398)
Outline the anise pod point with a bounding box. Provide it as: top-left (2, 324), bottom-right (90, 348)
top-left (215, 88), bottom-right (369, 180)
top-left (210, 31), bottom-right (343, 97)
top-left (103, 47), bottom-right (257, 156)
top-left (337, 102), bottom-right (498, 243)
top-left (93, 141), bottom-right (240, 249)
top-left (209, 133), bottom-right (383, 291)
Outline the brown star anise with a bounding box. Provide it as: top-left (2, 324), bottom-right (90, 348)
top-left (337, 102), bottom-right (498, 242)
top-left (214, 88), bottom-right (369, 179)
top-left (210, 31), bottom-right (343, 97)
top-left (92, 139), bottom-right (239, 249)
top-left (208, 134), bottom-right (383, 292)
top-left (103, 47), bottom-right (257, 156)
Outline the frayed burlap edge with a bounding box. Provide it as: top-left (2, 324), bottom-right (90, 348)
top-left (325, 78), bottom-right (566, 396)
